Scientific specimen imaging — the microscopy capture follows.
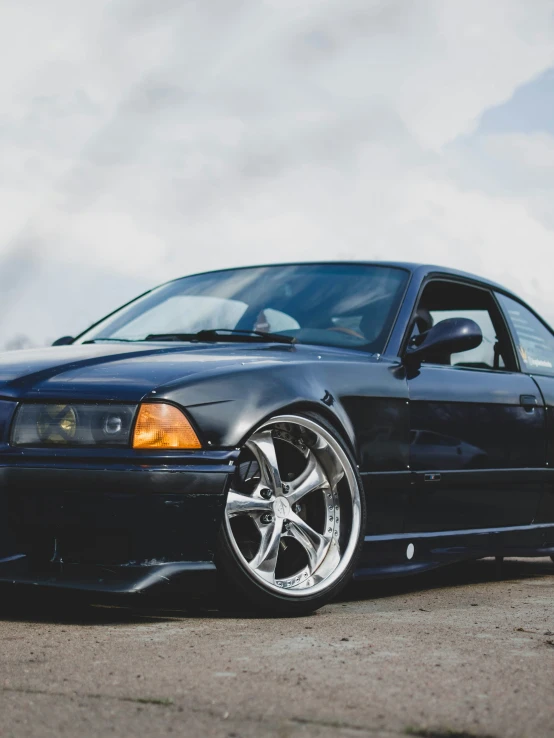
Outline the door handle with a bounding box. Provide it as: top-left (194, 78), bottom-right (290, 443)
top-left (520, 395), bottom-right (539, 410)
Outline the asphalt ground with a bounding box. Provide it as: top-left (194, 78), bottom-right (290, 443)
top-left (1, 557), bottom-right (553, 738)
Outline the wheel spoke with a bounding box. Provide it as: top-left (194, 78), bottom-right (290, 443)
top-left (249, 518), bottom-right (284, 582)
top-left (308, 539), bottom-right (342, 585)
top-left (314, 437), bottom-right (345, 489)
top-left (247, 430), bottom-right (283, 495)
top-left (286, 453), bottom-right (329, 506)
top-left (226, 488), bottom-right (273, 517)
top-left (286, 511), bottom-right (330, 573)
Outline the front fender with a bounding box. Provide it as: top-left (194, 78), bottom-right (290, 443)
top-left (162, 361), bottom-right (354, 449)
top-left (159, 358), bottom-right (410, 474)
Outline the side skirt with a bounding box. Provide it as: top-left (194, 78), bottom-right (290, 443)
top-left (354, 523), bottom-right (554, 580)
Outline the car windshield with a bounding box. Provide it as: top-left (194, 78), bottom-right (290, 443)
top-left (77, 264), bottom-right (409, 353)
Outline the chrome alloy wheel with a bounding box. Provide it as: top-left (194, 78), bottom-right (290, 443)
top-left (224, 415), bottom-right (362, 597)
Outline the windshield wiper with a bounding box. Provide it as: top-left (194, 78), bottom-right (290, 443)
top-left (144, 329), bottom-right (295, 345)
top-left (82, 337), bottom-right (141, 344)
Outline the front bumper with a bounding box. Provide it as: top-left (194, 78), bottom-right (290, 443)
top-left (0, 452), bottom-right (236, 594)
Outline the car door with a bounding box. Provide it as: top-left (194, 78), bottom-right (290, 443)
top-left (496, 293), bottom-right (554, 525)
top-left (404, 278), bottom-right (546, 533)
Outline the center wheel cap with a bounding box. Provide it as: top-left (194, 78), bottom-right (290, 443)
top-left (273, 496), bottom-right (291, 519)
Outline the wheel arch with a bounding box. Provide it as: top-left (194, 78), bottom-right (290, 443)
top-left (173, 365), bottom-right (361, 461)
top-left (239, 400), bottom-right (358, 460)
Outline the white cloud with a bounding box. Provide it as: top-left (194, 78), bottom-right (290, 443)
top-left (1, 0), bottom-right (554, 345)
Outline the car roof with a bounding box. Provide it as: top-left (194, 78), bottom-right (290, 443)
top-left (172, 261), bottom-right (517, 299)
top-left (394, 262), bottom-right (512, 295)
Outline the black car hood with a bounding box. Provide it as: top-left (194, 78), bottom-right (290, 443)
top-left (0, 342), bottom-right (317, 402)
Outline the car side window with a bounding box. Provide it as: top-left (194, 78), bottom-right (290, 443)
top-left (496, 294), bottom-right (554, 377)
top-left (409, 280), bottom-right (515, 371)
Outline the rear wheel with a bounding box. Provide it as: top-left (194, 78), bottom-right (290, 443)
top-left (216, 413), bottom-right (366, 615)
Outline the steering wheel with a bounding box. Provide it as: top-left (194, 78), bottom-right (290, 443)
top-left (326, 326), bottom-right (366, 340)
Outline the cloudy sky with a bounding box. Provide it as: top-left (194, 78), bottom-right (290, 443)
top-left (1, 0), bottom-right (554, 346)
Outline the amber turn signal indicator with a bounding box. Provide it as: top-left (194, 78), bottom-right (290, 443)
top-left (133, 403), bottom-right (201, 449)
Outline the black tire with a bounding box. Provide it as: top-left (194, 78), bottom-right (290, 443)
top-left (216, 411), bottom-right (366, 616)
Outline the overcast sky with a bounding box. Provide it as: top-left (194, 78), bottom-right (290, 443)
top-left (1, 0), bottom-right (554, 346)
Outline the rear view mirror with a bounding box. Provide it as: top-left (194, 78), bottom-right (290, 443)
top-left (406, 318), bottom-right (482, 365)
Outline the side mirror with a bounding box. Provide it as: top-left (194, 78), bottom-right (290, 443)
top-left (406, 318), bottom-right (482, 365)
top-left (52, 336), bottom-right (75, 346)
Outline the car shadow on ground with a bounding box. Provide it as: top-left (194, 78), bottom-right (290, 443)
top-left (0, 557), bottom-right (552, 626)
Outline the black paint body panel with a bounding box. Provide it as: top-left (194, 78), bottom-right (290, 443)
top-left (529, 374), bottom-right (554, 523)
top-left (407, 365), bottom-right (546, 531)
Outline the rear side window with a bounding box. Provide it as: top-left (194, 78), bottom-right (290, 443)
top-left (497, 294), bottom-right (554, 377)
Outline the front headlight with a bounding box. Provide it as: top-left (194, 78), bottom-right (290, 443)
top-left (11, 403), bottom-right (137, 447)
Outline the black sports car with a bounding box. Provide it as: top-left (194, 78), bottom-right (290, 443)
top-left (1, 262), bottom-right (554, 615)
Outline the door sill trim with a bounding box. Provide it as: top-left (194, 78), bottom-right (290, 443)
top-left (365, 521), bottom-right (554, 542)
